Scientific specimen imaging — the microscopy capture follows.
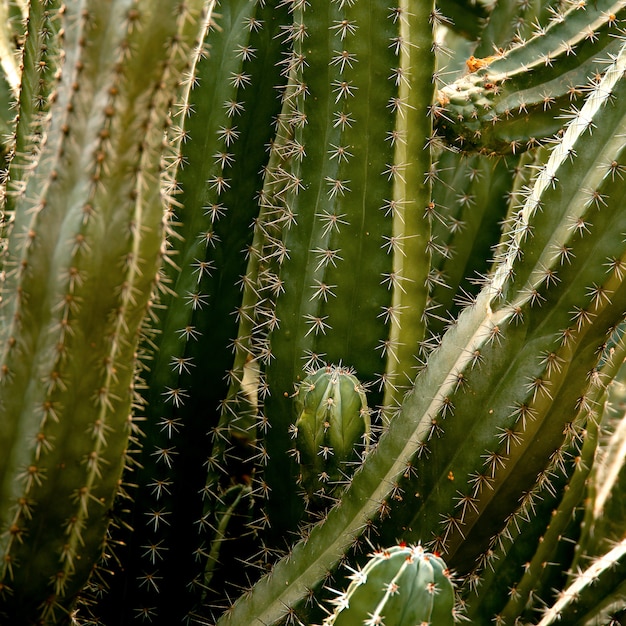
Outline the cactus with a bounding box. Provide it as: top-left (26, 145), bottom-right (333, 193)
top-left (321, 543), bottom-right (455, 626)
top-left (3, 0), bottom-right (626, 625)
top-left (436, 0), bottom-right (626, 153)
top-left (79, 1), bottom-right (290, 621)
top-left (293, 365), bottom-right (370, 506)
top-left (0, 1), bottom-right (210, 623)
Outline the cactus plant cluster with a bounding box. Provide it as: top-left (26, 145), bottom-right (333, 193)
top-left (3, 0), bottom-right (626, 625)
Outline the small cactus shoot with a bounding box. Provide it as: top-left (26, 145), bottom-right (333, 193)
top-left (294, 365), bottom-right (370, 504)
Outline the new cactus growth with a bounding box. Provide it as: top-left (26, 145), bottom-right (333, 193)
top-left (322, 543), bottom-right (455, 626)
top-left (293, 365), bottom-right (370, 505)
top-left (435, 0), bottom-right (626, 154)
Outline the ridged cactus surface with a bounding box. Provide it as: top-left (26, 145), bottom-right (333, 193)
top-left (293, 365), bottom-right (370, 505)
top-left (322, 544), bottom-right (455, 626)
top-left (258, 0), bottom-right (435, 545)
top-left (2, 0), bottom-right (626, 625)
top-left (0, 1), bottom-right (210, 623)
top-left (83, 1), bottom-right (289, 621)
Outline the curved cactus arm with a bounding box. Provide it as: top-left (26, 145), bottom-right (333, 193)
top-left (477, 328), bottom-right (626, 624)
top-left (436, 0), bottom-right (626, 154)
top-left (533, 538), bottom-right (626, 626)
top-left (582, 405), bottom-right (626, 551)
top-left (0, 1), bottom-right (210, 622)
top-left (498, 341), bottom-right (626, 623)
top-left (497, 334), bottom-right (626, 623)
top-left (567, 332), bottom-right (626, 568)
top-left (379, 37), bottom-right (626, 571)
top-left (215, 39), bottom-right (626, 626)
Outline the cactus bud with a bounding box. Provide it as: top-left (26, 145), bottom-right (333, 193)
top-left (294, 365), bottom-right (370, 502)
top-left (324, 544), bottom-right (456, 626)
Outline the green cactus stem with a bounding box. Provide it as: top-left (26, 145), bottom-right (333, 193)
top-left (427, 151), bottom-right (516, 339)
top-left (0, 0), bottom-right (19, 163)
top-left (321, 543), bottom-right (455, 626)
top-left (4, 1), bottom-right (61, 206)
top-left (473, 0), bottom-right (561, 53)
top-left (0, 1), bottom-right (210, 623)
top-left (293, 365), bottom-right (370, 506)
top-left (580, 401), bottom-right (626, 556)
top-left (203, 483), bottom-right (254, 593)
top-left (465, 408), bottom-right (599, 623)
top-left (491, 336), bottom-right (626, 624)
top-left (85, 1), bottom-right (291, 622)
top-left (534, 538), bottom-right (626, 625)
top-left (567, 335), bottom-right (626, 571)
top-left (261, 0), bottom-right (434, 542)
top-left (0, 1), bottom-right (21, 97)
top-left (426, 2), bottom-right (530, 339)
top-left (383, 0), bottom-right (435, 419)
